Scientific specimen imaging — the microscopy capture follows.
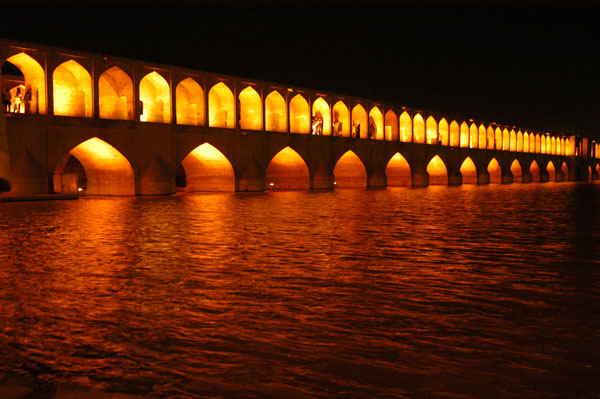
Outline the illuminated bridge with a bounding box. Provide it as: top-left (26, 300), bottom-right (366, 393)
top-left (1, 38), bottom-right (599, 197)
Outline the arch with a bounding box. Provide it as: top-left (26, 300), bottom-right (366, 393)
top-left (352, 104), bottom-right (368, 139)
top-left (369, 106), bottom-right (383, 140)
top-left (551, 137), bottom-right (557, 155)
top-left (5, 52), bottom-right (46, 114)
top-left (546, 136), bottom-right (552, 155)
top-left (487, 158), bottom-right (502, 184)
top-left (426, 155), bottom-right (447, 185)
top-left (510, 159), bottom-right (523, 183)
top-left (516, 130), bottom-right (523, 152)
top-left (266, 146), bottom-right (309, 189)
top-left (460, 156), bottom-right (477, 184)
top-left (399, 111), bottom-right (412, 142)
top-left (547, 160), bottom-right (556, 182)
top-left (523, 132), bottom-right (530, 153)
top-left (495, 127), bottom-right (502, 150)
top-left (478, 124), bottom-right (487, 149)
top-left (412, 113), bottom-right (425, 143)
top-left (53, 60), bottom-right (92, 117)
top-left (333, 150), bottom-right (367, 188)
top-left (176, 77), bottom-right (204, 126)
top-left (181, 143), bottom-right (235, 191)
top-left (530, 133), bottom-right (536, 153)
top-left (208, 82), bottom-right (234, 128)
top-left (332, 101), bottom-right (350, 137)
top-left (565, 138), bottom-right (572, 156)
top-left (560, 137), bottom-right (565, 156)
top-left (487, 126), bottom-right (495, 150)
top-left (534, 134), bottom-right (541, 154)
top-left (290, 94), bottom-right (310, 134)
top-left (384, 109), bottom-right (398, 141)
top-left (140, 71), bottom-right (171, 123)
top-left (502, 128), bottom-right (510, 151)
top-left (561, 161), bottom-right (569, 180)
top-left (54, 137), bottom-right (134, 195)
top-left (509, 129), bottom-right (517, 152)
top-left (530, 160), bottom-right (541, 182)
top-left (596, 163), bottom-right (600, 177)
top-left (425, 115), bottom-right (437, 144)
top-left (239, 86), bottom-right (262, 130)
top-left (99, 66), bottom-right (133, 120)
top-left (460, 121), bottom-right (469, 148)
top-left (469, 123), bottom-right (478, 149)
top-left (540, 135), bottom-right (546, 154)
top-left (449, 120), bottom-right (460, 147)
top-left (439, 118), bottom-right (449, 146)
top-left (385, 152), bottom-right (411, 186)
top-left (265, 90), bottom-right (286, 132)
top-left (312, 97), bottom-right (331, 135)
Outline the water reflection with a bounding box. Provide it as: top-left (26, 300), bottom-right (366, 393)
top-left (0, 183), bottom-right (599, 398)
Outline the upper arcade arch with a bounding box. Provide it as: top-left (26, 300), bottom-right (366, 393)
top-left (4, 52), bottom-right (46, 114)
top-left (333, 101), bottom-right (349, 137)
top-left (369, 106), bottom-right (383, 140)
top-left (509, 129), bottom-right (516, 152)
top-left (469, 123), bottom-right (478, 149)
top-left (290, 94), bottom-right (310, 134)
top-left (239, 86), bottom-right (262, 130)
top-left (449, 120), bottom-right (459, 147)
top-left (180, 143), bottom-right (235, 191)
top-left (266, 146), bottom-right (310, 189)
top-left (517, 130), bottom-right (523, 152)
top-left (502, 128), bottom-right (510, 151)
top-left (352, 104), bottom-right (368, 139)
top-left (208, 82), bottom-right (234, 128)
top-left (413, 113), bottom-right (425, 144)
top-left (384, 109), bottom-right (398, 141)
top-left (99, 66), bottom-right (133, 121)
top-left (312, 97), bottom-right (331, 135)
top-left (487, 126), bottom-right (495, 150)
top-left (478, 124), bottom-right (487, 149)
top-left (53, 60), bottom-right (92, 118)
top-left (265, 90), bottom-right (286, 132)
top-left (439, 118), bottom-right (449, 146)
top-left (140, 71), bottom-right (171, 123)
top-left (460, 121), bottom-right (469, 148)
top-left (176, 77), bottom-right (204, 126)
top-left (426, 116), bottom-right (437, 144)
top-left (399, 111), bottom-right (412, 142)
top-left (524, 132), bottom-right (530, 152)
top-left (333, 150), bottom-right (367, 188)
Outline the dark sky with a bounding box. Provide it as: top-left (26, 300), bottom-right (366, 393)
top-left (2, 1), bottom-right (599, 139)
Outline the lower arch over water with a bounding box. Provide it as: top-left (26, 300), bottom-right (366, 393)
top-left (488, 158), bottom-right (502, 184)
top-left (385, 152), bottom-right (411, 186)
top-left (530, 160), bottom-right (541, 182)
top-left (266, 146), bottom-right (309, 190)
top-left (333, 150), bottom-right (367, 188)
top-left (547, 160), bottom-right (556, 182)
top-left (459, 156), bottom-right (477, 184)
top-left (511, 159), bottom-right (523, 183)
top-left (181, 143), bottom-right (235, 192)
top-left (426, 155), bottom-right (447, 186)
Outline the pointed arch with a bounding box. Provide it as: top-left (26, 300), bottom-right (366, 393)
top-left (546, 136), bottom-right (552, 154)
top-left (333, 150), bottom-right (367, 188)
top-left (510, 159), bottom-right (522, 183)
top-left (369, 106), bottom-right (384, 140)
top-left (384, 109), bottom-right (398, 141)
top-left (265, 90), bottom-right (286, 132)
top-left (565, 138), bottom-right (572, 156)
top-left (460, 156), bottom-right (477, 184)
top-left (530, 160), bottom-right (541, 182)
top-left (469, 123), bottom-right (478, 149)
top-left (449, 120), bottom-right (460, 147)
top-left (503, 128), bottom-right (510, 151)
top-left (176, 77), bottom-right (204, 126)
top-left (551, 137), bottom-right (557, 155)
top-left (478, 124), bottom-right (487, 149)
top-left (312, 97), bottom-right (331, 135)
top-left (399, 111), bottom-right (412, 142)
top-left (290, 94), bottom-right (310, 134)
top-left (561, 162), bottom-right (569, 180)
top-left (495, 127), bottom-right (502, 150)
top-left (266, 146), bottom-right (309, 189)
top-left (523, 132), bottom-right (530, 153)
top-left (487, 126), bottom-right (495, 150)
top-left (332, 101), bottom-right (350, 137)
top-left (413, 113), bottom-right (425, 143)
top-left (487, 158), bottom-right (502, 184)
top-left (517, 130), bottom-right (523, 152)
top-left (239, 86), bottom-right (262, 130)
top-left (460, 121), bottom-right (469, 148)
top-left (530, 133), bottom-right (536, 153)
top-left (427, 155), bottom-right (447, 185)
top-left (560, 137), bottom-right (565, 156)
top-left (439, 118), bottom-right (449, 146)
top-left (509, 129), bottom-right (517, 152)
top-left (352, 104), bottom-right (368, 139)
top-left (99, 66), bottom-right (133, 120)
top-left (426, 115), bottom-right (437, 144)
top-left (547, 160), bottom-right (556, 182)
top-left (54, 137), bottom-right (134, 195)
top-left (140, 71), bottom-right (171, 123)
top-left (181, 143), bottom-right (235, 191)
top-left (208, 82), bottom-right (234, 128)
top-left (540, 135), bottom-right (546, 154)
top-left (5, 52), bottom-right (46, 114)
top-left (385, 153), bottom-right (411, 186)
top-left (53, 60), bottom-right (92, 117)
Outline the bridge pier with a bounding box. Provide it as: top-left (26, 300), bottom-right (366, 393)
top-left (501, 169), bottom-right (513, 184)
top-left (522, 171), bottom-right (533, 183)
top-left (448, 170), bottom-right (462, 186)
top-left (477, 169), bottom-right (490, 184)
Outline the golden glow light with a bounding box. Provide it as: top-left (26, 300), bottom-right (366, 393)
top-left (385, 152), bottom-right (411, 186)
top-left (333, 150), bottom-right (367, 188)
top-left (181, 143), bottom-right (235, 191)
top-left (413, 113), bottom-right (425, 144)
top-left (399, 111), bottom-right (412, 142)
top-left (469, 123), bottom-right (478, 149)
top-left (140, 71), bottom-right (171, 123)
top-left (426, 155), bottom-right (447, 185)
top-left (289, 94), bottom-right (309, 134)
top-left (426, 115), bottom-right (437, 144)
top-left (53, 60), bottom-right (92, 117)
top-left (478, 124), bottom-right (487, 149)
top-left (333, 101), bottom-right (350, 137)
top-left (369, 106), bottom-right (384, 140)
top-left (208, 82), bottom-right (234, 128)
top-left (460, 121), bottom-right (469, 148)
top-left (99, 66), bottom-right (133, 120)
top-left (449, 120), bottom-right (459, 147)
top-left (384, 110), bottom-right (398, 141)
top-left (510, 159), bottom-right (522, 183)
top-left (176, 78), bottom-right (204, 126)
top-left (313, 98), bottom-right (331, 135)
top-left (487, 126), bottom-right (495, 150)
top-left (265, 91), bottom-right (286, 132)
top-left (460, 156), bottom-right (477, 184)
top-left (352, 104), bottom-right (367, 139)
top-left (266, 146), bottom-right (310, 189)
top-left (6, 52), bottom-right (46, 114)
top-left (487, 158), bottom-right (502, 184)
top-left (547, 160), bottom-right (556, 181)
top-left (239, 86), bottom-right (262, 130)
top-left (530, 160), bottom-right (541, 182)
top-left (509, 129), bottom-right (516, 152)
top-left (439, 118), bottom-right (449, 146)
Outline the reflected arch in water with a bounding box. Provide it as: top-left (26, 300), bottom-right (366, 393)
top-left (530, 160), bottom-right (541, 182)
top-left (487, 158), bottom-right (502, 184)
top-left (510, 159), bottom-right (523, 183)
top-left (426, 155), bottom-right (448, 185)
top-left (385, 152), bottom-right (411, 186)
top-left (460, 156), bottom-right (477, 184)
top-left (547, 160), bottom-right (556, 182)
top-left (333, 150), bottom-right (367, 188)
top-left (266, 146), bottom-right (309, 190)
top-left (54, 137), bottom-right (135, 195)
top-left (181, 143), bottom-right (235, 192)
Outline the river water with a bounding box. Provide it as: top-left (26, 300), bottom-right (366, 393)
top-left (0, 182), bottom-right (599, 398)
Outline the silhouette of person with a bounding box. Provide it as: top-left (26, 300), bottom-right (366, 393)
top-left (24, 87), bottom-right (32, 114)
top-left (13, 87), bottom-right (22, 113)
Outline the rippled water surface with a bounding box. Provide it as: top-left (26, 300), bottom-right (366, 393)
top-left (1, 183), bottom-right (599, 398)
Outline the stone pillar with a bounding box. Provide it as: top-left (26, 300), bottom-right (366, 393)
top-left (522, 170), bottom-right (533, 183)
top-left (501, 169), bottom-right (513, 184)
top-left (448, 169), bottom-right (462, 186)
top-left (412, 162), bottom-right (428, 187)
top-left (477, 169), bottom-right (490, 184)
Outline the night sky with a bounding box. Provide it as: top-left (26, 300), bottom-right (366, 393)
top-left (1, 2), bottom-right (599, 139)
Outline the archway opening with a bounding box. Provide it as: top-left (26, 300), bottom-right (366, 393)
top-left (312, 97), bottom-right (331, 135)
top-left (369, 106), bottom-right (383, 140)
top-left (266, 147), bottom-right (309, 190)
top-left (413, 114), bottom-right (425, 143)
top-left (333, 150), bottom-right (367, 188)
top-left (384, 110), bottom-right (398, 141)
top-left (99, 66), bottom-right (133, 120)
top-left (54, 137), bottom-right (134, 195)
top-left (547, 160), bottom-right (556, 182)
top-left (478, 124), bottom-right (487, 149)
top-left (495, 128), bottom-right (502, 150)
top-left (239, 86), bottom-right (262, 130)
top-left (510, 159), bottom-right (523, 183)
top-left (460, 121), bottom-right (469, 148)
top-left (181, 143), bottom-right (235, 191)
top-left (517, 131), bottom-right (523, 152)
top-left (352, 104), bottom-right (367, 139)
top-left (290, 94), bottom-right (309, 134)
top-left (589, 166), bottom-right (592, 181)
top-left (53, 60), bottom-right (92, 117)
top-left (208, 82), bottom-right (234, 128)
top-left (176, 78), bottom-right (204, 126)
top-left (460, 156), bottom-right (477, 184)
top-left (487, 126), bottom-right (494, 150)
top-left (509, 129), bottom-right (517, 152)
top-left (449, 121), bottom-right (459, 147)
top-left (385, 152), bottom-right (411, 186)
top-left (561, 162), bottom-right (569, 180)
top-left (427, 155), bottom-right (448, 185)
top-left (140, 71), bottom-right (171, 123)
top-left (487, 158), bottom-right (502, 184)
top-left (3, 53), bottom-right (46, 114)
top-left (523, 132), bottom-right (530, 152)
top-left (426, 116), bottom-right (437, 144)
top-left (530, 160), bottom-right (540, 182)
top-left (439, 118), bottom-right (449, 146)
top-left (469, 123), bottom-right (478, 149)
top-left (502, 129), bottom-right (510, 151)
top-left (399, 111), bottom-right (412, 142)
top-left (265, 91), bottom-right (286, 132)
top-left (333, 101), bottom-right (349, 137)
